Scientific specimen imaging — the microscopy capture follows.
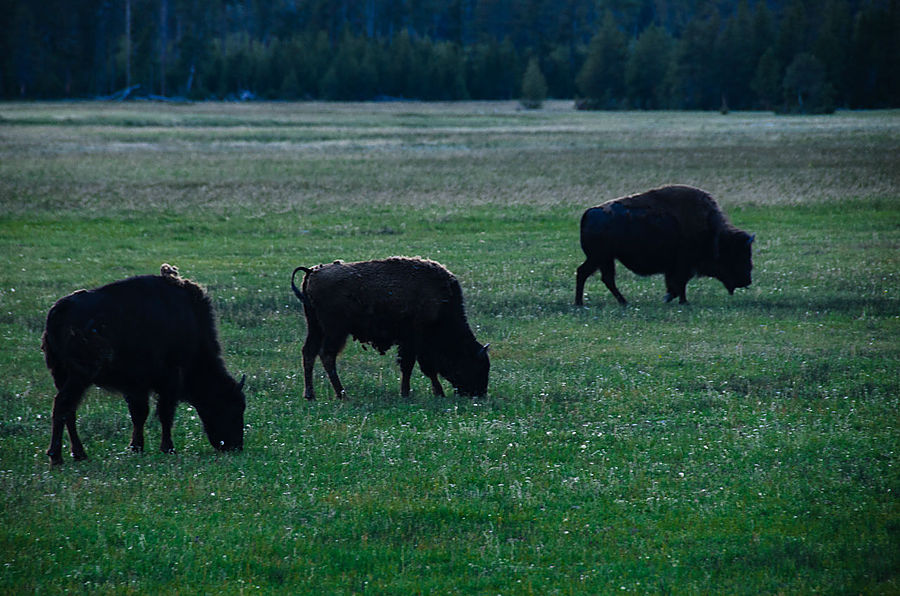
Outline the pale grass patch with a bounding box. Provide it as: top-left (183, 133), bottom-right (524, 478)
top-left (1, 102), bottom-right (898, 215)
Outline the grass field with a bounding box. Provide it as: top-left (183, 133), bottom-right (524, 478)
top-left (1, 100), bottom-right (898, 593)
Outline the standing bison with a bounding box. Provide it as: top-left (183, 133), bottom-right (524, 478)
top-left (42, 264), bottom-right (246, 465)
top-left (575, 185), bottom-right (754, 305)
top-left (291, 257), bottom-right (490, 399)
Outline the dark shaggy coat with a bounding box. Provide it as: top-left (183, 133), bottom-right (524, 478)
top-left (575, 185), bottom-right (754, 305)
top-left (292, 257), bottom-right (489, 399)
top-left (42, 265), bottom-right (246, 465)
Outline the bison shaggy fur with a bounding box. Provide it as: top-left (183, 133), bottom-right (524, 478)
top-left (42, 265), bottom-right (246, 465)
top-left (292, 257), bottom-right (490, 399)
top-left (575, 185), bottom-right (754, 305)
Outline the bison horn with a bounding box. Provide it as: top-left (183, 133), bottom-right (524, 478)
top-left (480, 343), bottom-right (490, 356)
top-left (748, 234), bottom-right (756, 246)
top-left (238, 374), bottom-right (246, 391)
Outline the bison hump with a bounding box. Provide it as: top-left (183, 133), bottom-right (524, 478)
top-left (604, 185), bottom-right (724, 235)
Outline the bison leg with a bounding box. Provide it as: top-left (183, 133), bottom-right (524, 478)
top-left (65, 413), bottom-right (88, 461)
top-left (663, 271), bottom-right (690, 304)
top-left (47, 380), bottom-right (88, 465)
top-left (320, 335), bottom-right (348, 399)
top-left (397, 343), bottom-right (415, 397)
top-left (428, 375), bottom-right (445, 397)
top-left (156, 391), bottom-right (178, 454)
top-left (575, 259), bottom-right (598, 306)
top-left (417, 355), bottom-right (445, 397)
top-left (301, 322), bottom-right (325, 400)
top-left (599, 260), bottom-right (627, 305)
top-left (124, 392), bottom-right (149, 452)
top-left (320, 352), bottom-right (346, 398)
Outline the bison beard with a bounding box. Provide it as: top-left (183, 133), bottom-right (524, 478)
top-left (42, 265), bottom-right (246, 465)
top-left (291, 257), bottom-right (490, 399)
top-left (575, 185), bottom-right (754, 306)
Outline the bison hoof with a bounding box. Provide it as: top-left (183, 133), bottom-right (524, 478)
top-left (663, 293), bottom-right (674, 303)
top-left (129, 444), bottom-right (144, 453)
top-left (47, 452), bottom-right (64, 466)
top-left (72, 451), bottom-right (88, 461)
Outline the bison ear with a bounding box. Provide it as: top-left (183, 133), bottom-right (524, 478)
top-left (238, 374), bottom-right (246, 391)
top-left (747, 234), bottom-right (756, 246)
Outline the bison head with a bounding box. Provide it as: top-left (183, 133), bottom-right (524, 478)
top-left (713, 229), bottom-right (754, 294)
top-left (447, 343), bottom-right (490, 397)
top-left (198, 374), bottom-right (246, 452)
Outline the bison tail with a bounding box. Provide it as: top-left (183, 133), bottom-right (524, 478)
top-left (291, 266), bottom-right (313, 306)
top-left (41, 329), bottom-right (59, 371)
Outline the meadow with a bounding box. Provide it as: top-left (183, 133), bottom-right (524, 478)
top-left (1, 101), bottom-right (898, 593)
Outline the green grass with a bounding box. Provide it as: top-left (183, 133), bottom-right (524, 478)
top-left (1, 101), bottom-right (898, 593)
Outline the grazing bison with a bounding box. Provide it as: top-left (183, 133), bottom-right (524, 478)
top-left (575, 185), bottom-right (754, 305)
top-left (42, 264), bottom-right (246, 465)
top-left (291, 257), bottom-right (490, 399)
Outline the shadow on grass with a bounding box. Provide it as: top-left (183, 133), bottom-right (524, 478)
top-left (482, 291), bottom-right (900, 319)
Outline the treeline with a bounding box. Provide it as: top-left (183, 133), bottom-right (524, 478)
top-left (2, 0), bottom-right (898, 111)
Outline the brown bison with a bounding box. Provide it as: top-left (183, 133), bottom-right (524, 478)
top-left (42, 265), bottom-right (246, 465)
top-left (291, 257), bottom-right (490, 399)
top-left (575, 185), bottom-right (754, 305)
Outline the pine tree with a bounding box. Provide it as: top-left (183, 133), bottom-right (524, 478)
top-left (0, 0), bottom-right (897, 107)
top-left (544, 44), bottom-right (577, 100)
top-left (783, 52), bottom-right (832, 113)
top-left (752, 48), bottom-right (781, 111)
top-left (430, 41), bottom-right (468, 100)
top-left (717, 0), bottom-right (755, 110)
top-left (672, 8), bottom-right (720, 109)
top-left (775, 0), bottom-right (809, 68)
top-left (849, 0), bottom-right (900, 108)
top-left (575, 10), bottom-right (626, 109)
top-left (626, 25), bottom-right (673, 109)
top-left (281, 69), bottom-right (300, 99)
top-left (814, 0), bottom-right (851, 108)
top-left (520, 56), bottom-right (547, 108)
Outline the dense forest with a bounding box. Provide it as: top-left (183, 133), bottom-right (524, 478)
top-left (2, 0), bottom-right (898, 111)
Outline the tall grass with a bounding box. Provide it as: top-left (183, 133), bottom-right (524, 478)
top-left (1, 102), bottom-right (898, 593)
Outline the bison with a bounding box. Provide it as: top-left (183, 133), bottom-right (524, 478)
top-left (42, 264), bottom-right (246, 465)
top-left (291, 257), bottom-right (490, 399)
top-left (575, 185), bottom-right (754, 306)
